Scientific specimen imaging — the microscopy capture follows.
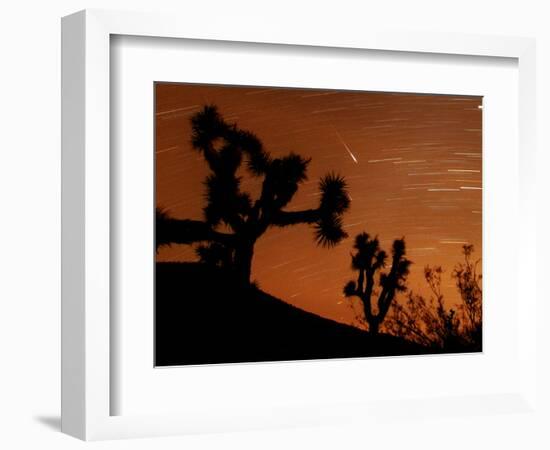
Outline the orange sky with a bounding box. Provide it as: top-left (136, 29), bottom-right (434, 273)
top-left (155, 83), bottom-right (482, 327)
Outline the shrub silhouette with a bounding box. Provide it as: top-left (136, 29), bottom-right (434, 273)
top-left (385, 244), bottom-right (482, 352)
top-left (452, 244), bottom-right (482, 347)
top-left (157, 105), bottom-right (350, 285)
top-left (385, 266), bottom-right (462, 350)
top-left (343, 233), bottom-right (411, 335)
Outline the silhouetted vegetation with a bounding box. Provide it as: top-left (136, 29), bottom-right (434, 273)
top-left (452, 244), bottom-right (482, 346)
top-left (343, 233), bottom-right (411, 335)
top-left (156, 105), bottom-right (350, 285)
top-left (384, 245), bottom-right (482, 352)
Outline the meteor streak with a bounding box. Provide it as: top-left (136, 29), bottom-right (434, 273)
top-left (334, 129), bottom-right (358, 163)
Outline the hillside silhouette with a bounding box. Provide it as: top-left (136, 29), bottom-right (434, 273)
top-left (155, 262), bottom-right (432, 366)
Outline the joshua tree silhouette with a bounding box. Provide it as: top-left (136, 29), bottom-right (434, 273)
top-left (343, 233), bottom-right (411, 335)
top-left (157, 105), bottom-right (350, 285)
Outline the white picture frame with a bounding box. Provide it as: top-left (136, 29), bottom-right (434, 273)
top-left (61, 9), bottom-right (538, 441)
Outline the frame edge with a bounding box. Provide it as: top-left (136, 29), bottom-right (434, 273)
top-left (61, 10), bottom-right (87, 441)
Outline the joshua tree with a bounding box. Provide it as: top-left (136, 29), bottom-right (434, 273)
top-left (157, 105), bottom-right (350, 285)
top-left (343, 233), bottom-right (411, 335)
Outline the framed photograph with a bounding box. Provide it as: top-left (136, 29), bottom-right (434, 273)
top-left (61, 9), bottom-right (538, 441)
top-left (153, 82), bottom-right (484, 367)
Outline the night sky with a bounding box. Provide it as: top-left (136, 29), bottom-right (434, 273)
top-left (155, 83), bottom-right (482, 327)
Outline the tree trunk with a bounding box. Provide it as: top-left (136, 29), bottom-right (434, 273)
top-left (362, 292), bottom-right (378, 335)
top-left (367, 317), bottom-right (380, 335)
top-left (233, 239), bottom-right (255, 286)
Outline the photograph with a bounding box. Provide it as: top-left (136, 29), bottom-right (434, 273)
top-left (154, 83), bottom-right (483, 366)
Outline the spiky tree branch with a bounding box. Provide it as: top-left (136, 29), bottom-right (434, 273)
top-left (156, 207), bottom-right (236, 252)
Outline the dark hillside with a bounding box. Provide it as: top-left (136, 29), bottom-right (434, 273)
top-left (155, 262), bottom-right (432, 366)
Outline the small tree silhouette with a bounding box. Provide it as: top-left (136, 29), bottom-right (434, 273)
top-left (158, 105), bottom-right (350, 285)
top-left (343, 233), bottom-right (411, 335)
